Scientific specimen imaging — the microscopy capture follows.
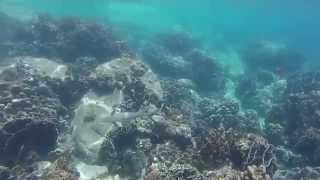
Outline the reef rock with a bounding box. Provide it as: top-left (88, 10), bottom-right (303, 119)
top-left (0, 61), bottom-right (67, 167)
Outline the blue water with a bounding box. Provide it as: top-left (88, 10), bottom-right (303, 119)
top-left (1, 1), bottom-right (320, 179)
top-left (1, 0), bottom-right (319, 62)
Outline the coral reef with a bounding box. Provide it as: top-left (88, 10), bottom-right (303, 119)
top-left (161, 78), bottom-right (200, 119)
top-left (44, 154), bottom-right (79, 180)
top-left (154, 31), bottom-right (198, 56)
top-left (142, 32), bottom-right (226, 95)
top-left (91, 57), bottom-right (163, 106)
top-left (274, 166), bottom-right (320, 180)
top-left (144, 163), bottom-right (203, 180)
top-left (141, 43), bottom-right (193, 78)
top-left (97, 123), bottom-right (145, 178)
top-left (241, 41), bottom-right (306, 77)
top-left (3, 15), bottom-right (128, 63)
top-left (235, 75), bottom-right (287, 117)
top-left (197, 98), bottom-right (261, 133)
top-left (143, 128), bottom-right (276, 180)
top-left (192, 128), bottom-right (240, 170)
top-left (71, 57), bottom-right (164, 164)
top-left (186, 49), bottom-right (227, 94)
top-left (0, 61), bottom-right (67, 167)
top-left (0, 12), bottom-right (319, 180)
top-left (206, 165), bottom-right (273, 180)
top-left (97, 114), bottom-right (194, 178)
top-left (266, 72), bottom-right (320, 165)
top-left (192, 128), bottom-right (276, 174)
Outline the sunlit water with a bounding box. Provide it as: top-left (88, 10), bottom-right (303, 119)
top-left (1, 0), bottom-right (319, 71)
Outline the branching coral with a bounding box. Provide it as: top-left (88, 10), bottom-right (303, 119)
top-left (240, 135), bottom-right (277, 176)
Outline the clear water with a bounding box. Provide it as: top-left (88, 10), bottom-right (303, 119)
top-left (1, 1), bottom-right (320, 179)
top-left (1, 0), bottom-right (319, 64)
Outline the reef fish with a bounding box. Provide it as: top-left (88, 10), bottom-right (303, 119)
top-left (90, 104), bottom-right (158, 135)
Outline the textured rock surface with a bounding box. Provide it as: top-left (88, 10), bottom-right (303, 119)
top-left (0, 61), bottom-right (67, 167)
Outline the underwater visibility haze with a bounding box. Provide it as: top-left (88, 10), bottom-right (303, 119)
top-left (0, 0), bottom-right (320, 179)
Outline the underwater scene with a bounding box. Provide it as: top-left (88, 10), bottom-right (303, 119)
top-left (0, 0), bottom-right (320, 179)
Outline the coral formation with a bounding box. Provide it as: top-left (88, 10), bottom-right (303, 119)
top-left (266, 72), bottom-right (320, 165)
top-left (186, 49), bottom-right (226, 94)
top-left (197, 98), bottom-right (261, 133)
top-left (0, 61), bottom-right (66, 167)
top-left (0, 11), bottom-right (319, 180)
top-left (142, 43), bottom-right (193, 78)
top-left (142, 32), bottom-right (227, 95)
top-left (4, 15), bottom-right (128, 63)
top-left (192, 128), bottom-right (240, 169)
top-left (235, 75), bottom-right (287, 117)
top-left (241, 41), bottom-right (305, 77)
top-left (154, 31), bottom-right (198, 56)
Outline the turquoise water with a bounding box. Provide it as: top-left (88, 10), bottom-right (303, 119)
top-left (1, 1), bottom-right (320, 179)
top-left (1, 0), bottom-right (319, 66)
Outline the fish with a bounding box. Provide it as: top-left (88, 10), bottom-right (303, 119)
top-left (106, 104), bottom-right (158, 122)
top-left (90, 104), bottom-right (159, 134)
